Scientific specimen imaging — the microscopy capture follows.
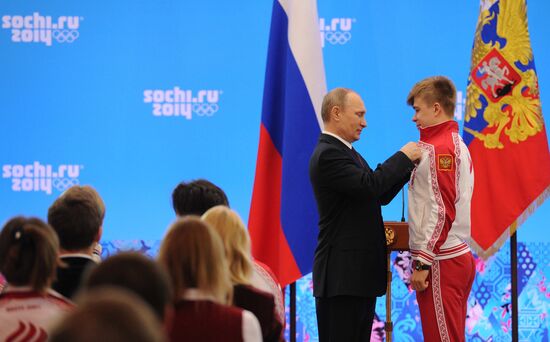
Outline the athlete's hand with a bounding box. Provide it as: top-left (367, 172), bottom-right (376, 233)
top-left (411, 269), bottom-right (429, 291)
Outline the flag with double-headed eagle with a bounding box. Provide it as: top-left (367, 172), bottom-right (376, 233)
top-left (464, 0), bottom-right (550, 258)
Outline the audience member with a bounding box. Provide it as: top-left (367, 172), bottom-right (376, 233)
top-left (172, 179), bottom-right (229, 216)
top-left (250, 259), bottom-right (285, 324)
top-left (81, 252), bottom-right (174, 330)
top-left (49, 287), bottom-right (165, 342)
top-left (158, 217), bottom-right (262, 342)
top-left (47, 185), bottom-right (105, 299)
top-left (171, 179), bottom-right (284, 322)
top-left (0, 217), bottom-right (73, 340)
top-left (203, 205), bottom-right (284, 341)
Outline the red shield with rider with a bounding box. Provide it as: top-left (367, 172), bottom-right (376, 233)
top-left (471, 49), bottom-right (521, 103)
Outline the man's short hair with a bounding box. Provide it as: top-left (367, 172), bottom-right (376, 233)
top-left (321, 87), bottom-right (354, 122)
top-left (406, 76), bottom-right (457, 116)
top-left (82, 252), bottom-right (173, 321)
top-left (171, 179), bottom-right (229, 216)
top-left (47, 185), bottom-right (104, 251)
top-left (49, 288), bottom-right (164, 342)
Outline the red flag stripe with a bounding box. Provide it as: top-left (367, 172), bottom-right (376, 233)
top-left (249, 124), bottom-right (301, 286)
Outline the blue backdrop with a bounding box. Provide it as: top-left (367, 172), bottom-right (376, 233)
top-left (1, 1), bottom-right (549, 340)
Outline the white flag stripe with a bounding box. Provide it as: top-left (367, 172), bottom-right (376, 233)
top-left (279, 0), bottom-right (327, 130)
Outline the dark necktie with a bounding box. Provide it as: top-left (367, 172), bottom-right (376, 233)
top-left (351, 148), bottom-right (365, 167)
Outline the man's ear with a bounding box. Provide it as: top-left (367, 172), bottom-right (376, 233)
top-left (331, 106), bottom-right (340, 121)
top-left (94, 225), bottom-right (103, 243)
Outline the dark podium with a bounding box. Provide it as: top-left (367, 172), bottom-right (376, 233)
top-left (383, 221), bottom-right (410, 342)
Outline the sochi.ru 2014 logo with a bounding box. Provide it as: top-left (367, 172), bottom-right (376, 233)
top-left (1, 12), bottom-right (82, 46)
top-left (2, 162), bottom-right (83, 195)
top-left (319, 18), bottom-right (355, 47)
top-left (143, 87), bottom-right (222, 120)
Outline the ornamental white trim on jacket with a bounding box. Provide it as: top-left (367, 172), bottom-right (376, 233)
top-left (408, 121), bottom-right (474, 265)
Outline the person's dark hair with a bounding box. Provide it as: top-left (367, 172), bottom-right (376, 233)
top-left (49, 288), bottom-right (164, 342)
top-left (0, 216), bottom-right (59, 292)
top-left (48, 185), bottom-right (104, 251)
top-left (82, 252), bottom-right (173, 321)
top-left (171, 179), bottom-right (229, 216)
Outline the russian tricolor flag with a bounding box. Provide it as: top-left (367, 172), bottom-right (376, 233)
top-left (249, 0), bottom-right (327, 286)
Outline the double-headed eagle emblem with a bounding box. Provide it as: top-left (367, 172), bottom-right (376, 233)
top-left (465, 0), bottom-right (544, 149)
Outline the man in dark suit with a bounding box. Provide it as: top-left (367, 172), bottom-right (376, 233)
top-left (309, 88), bottom-right (421, 341)
top-left (48, 185), bottom-right (105, 299)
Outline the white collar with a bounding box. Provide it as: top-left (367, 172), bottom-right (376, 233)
top-left (2, 285), bottom-right (35, 293)
top-left (322, 131), bottom-right (352, 149)
top-left (2, 285), bottom-right (66, 298)
top-left (182, 288), bottom-right (218, 302)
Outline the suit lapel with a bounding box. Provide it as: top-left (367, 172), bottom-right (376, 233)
top-left (319, 134), bottom-right (366, 169)
top-left (350, 148), bottom-right (366, 168)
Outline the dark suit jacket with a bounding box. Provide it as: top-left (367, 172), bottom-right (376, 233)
top-left (52, 256), bottom-right (96, 299)
top-left (233, 284), bottom-right (283, 342)
top-left (309, 134), bottom-right (414, 298)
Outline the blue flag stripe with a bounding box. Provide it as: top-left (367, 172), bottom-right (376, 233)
top-left (260, 0), bottom-right (323, 275)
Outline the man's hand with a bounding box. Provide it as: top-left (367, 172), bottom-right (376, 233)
top-left (400, 142), bottom-right (422, 163)
top-left (411, 269), bottom-right (429, 291)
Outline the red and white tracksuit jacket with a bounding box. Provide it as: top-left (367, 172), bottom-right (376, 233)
top-left (408, 120), bottom-right (474, 265)
top-left (0, 286), bottom-right (74, 341)
top-left (408, 120), bottom-right (476, 342)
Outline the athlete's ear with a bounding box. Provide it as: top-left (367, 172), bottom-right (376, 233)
top-left (433, 102), bottom-right (442, 115)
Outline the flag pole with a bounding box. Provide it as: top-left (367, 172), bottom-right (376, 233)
top-left (510, 230), bottom-right (518, 342)
top-left (290, 282), bottom-right (297, 342)
top-left (384, 222), bottom-right (409, 342)
top-left (385, 251), bottom-right (393, 342)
